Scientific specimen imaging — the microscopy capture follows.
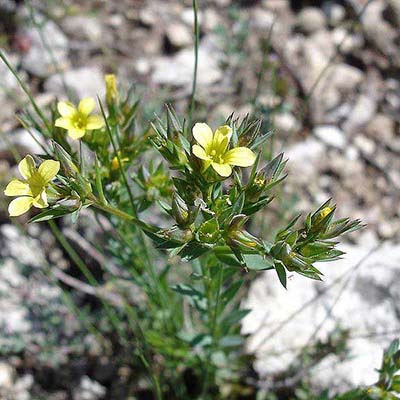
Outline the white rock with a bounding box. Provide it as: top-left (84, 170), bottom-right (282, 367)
top-left (73, 376), bottom-right (106, 400)
top-left (242, 242), bottom-right (400, 390)
top-left (0, 362), bottom-right (14, 389)
top-left (343, 94), bottom-right (377, 133)
top-left (353, 134), bottom-right (376, 156)
top-left (44, 66), bottom-right (105, 101)
top-left (165, 23), bottom-right (192, 48)
top-left (273, 112), bottom-right (300, 134)
top-left (314, 125), bottom-right (346, 149)
top-left (297, 7), bottom-right (327, 34)
top-left (152, 36), bottom-right (222, 89)
top-left (286, 138), bottom-right (325, 178)
top-left (332, 28), bottom-right (364, 54)
top-left (250, 9), bottom-right (276, 31)
top-left (21, 13), bottom-right (69, 78)
top-left (324, 2), bottom-right (346, 26)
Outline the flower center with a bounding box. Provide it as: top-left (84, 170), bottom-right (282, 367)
top-left (209, 149), bottom-right (224, 164)
top-left (72, 113), bottom-right (87, 129)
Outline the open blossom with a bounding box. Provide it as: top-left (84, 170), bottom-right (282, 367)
top-left (55, 98), bottom-right (104, 140)
top-left (192, 123), bottom-right (256, 177)
top-left (4, 155), bottom-right (60, 217)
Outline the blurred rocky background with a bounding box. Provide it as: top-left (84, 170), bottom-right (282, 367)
top-left (0, 0), bottom-right (399, 398)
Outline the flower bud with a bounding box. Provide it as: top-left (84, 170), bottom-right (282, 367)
top-left (53, 142), bottom-right (79, 177)
top-left (172, 193), bottom-right (191, 227)
top-left (105, 74), bottom-right (118, 106)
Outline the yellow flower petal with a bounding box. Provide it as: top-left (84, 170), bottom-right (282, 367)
top-left (32, 191), bottom-right (48, 209)
top-left (211, 162), bottom-right (232, 177)
top-left (38, 160), bottom-right (60, 183)
top-left (192, 144), bottom-right (210, 161)
top-left (55, 117), bottom-right (74, 130)
top-left (78, 98), bottom-right (95, 116)
top-left (57, 101), bottom-right (76, 118)
top-left (193, 123), bottom-right (213, 151)
top-left (8, 196), bottom-right (33, 217)
top-left (4, 179), bottom-right (32, 197)
top-left (18, 155), bottom-right (36, 180)
top-left (224, 147), bottom-right (256, 167)
top-left (86, 115), bottom-right (104, 130)
top-left (213, 125), bottom-right (232, 154)
top-left (68, 128), bottom-right (86, 140)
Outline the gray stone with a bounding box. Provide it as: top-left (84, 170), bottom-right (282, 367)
top-left (314, 125), bottom-right (346, 149)
top-left (20, 13), bottom-right (69, 78)
top-left (297, 7), bottom-right (327, 34)
top-left (61, 15), bottom-right (103, 43)
top-left (242, 242), bottom-right (400, 390)
top-left (44, 66), bottom-right (105, 101)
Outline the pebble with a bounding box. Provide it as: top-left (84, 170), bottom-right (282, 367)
top-left (296, 7), bottom-right (327, 34)
top-left (314, 125), bottom-right (346, 149)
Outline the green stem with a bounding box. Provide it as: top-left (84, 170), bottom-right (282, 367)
top-left (98, 98), bottom-right (136, 212)
top-left (91, 201), bottom-right (157, 234)
top-left (201, 262), bottom-right (224, 398)
top-left (189, 0), bottom-right (199, 128)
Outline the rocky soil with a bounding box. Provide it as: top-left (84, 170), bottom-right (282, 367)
top-left (0, 0), bottom-right (399, 398)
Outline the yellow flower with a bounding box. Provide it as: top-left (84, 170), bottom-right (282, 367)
top-left (55, 98), bottom-right (105, 140)
top-left (4, 155), bottom-right (60, 217)
top-left (192, 123), bottom-right (256, 177)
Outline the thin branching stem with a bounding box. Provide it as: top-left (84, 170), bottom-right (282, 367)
top-left (189, 0), bottom-right (199, 128)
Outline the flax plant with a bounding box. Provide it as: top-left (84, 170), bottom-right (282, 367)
top-left (0, 4), bottom-right (367, 398)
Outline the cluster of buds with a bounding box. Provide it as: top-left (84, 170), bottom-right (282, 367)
top-left (270, 200), bottom-right (362, 286)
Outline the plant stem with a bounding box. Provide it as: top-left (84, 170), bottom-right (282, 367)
top-left (189, 0), bottom-right (199, 128)
top-left (200, 262), bottom-right (224, 398)
top-left (91, 201), bottom-right (157, 233)
top-left (98, 98), bottom-right (136, 212)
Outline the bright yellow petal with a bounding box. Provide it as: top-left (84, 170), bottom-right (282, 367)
top-left (193, 123), bottom-right (213, 150)
top-left (86, 115), bottom-right (104, 130)
top-left (78, 98), bottom-right (95, 115)
top-left (211, 162), bottom-right (232, 177)
top-left (4, 179), bottom-right (32, 197)
top-left (213, 125), bottom-right (232, 154)
top-left (192, 144), bottom-right (210, 161)
top-left (55, 117), bottom-right (74, 130)
top-left (18, 155), bottom-right (36, 179)
top-left (224, 147), bottom-right (256, 167)
top-left (57, 101), bottom-right (76, 118)
top-left (8, 196), bottom-right (33, 217)
top-left (38, 160), bottom-right (60, 183)
top-left (32, 191), bottom-right (48, 209)
top-left (68, 128), bottom-right (86, 140)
